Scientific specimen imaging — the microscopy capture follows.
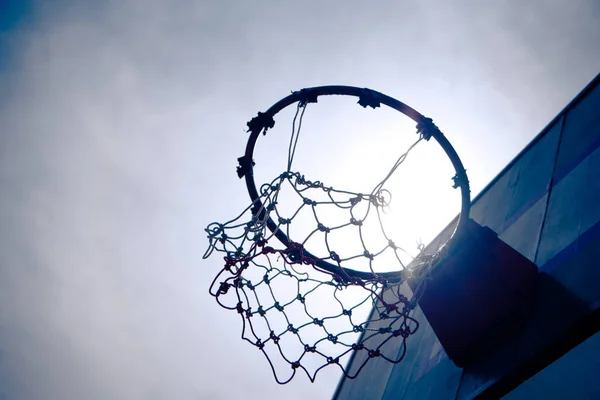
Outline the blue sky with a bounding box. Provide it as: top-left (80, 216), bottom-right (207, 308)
top-left (0, 1), bottom-right (599, 399)
top-left (0, 0), bottom-right (32, 31)
top-left (0, 0), bottom-right (32, 68)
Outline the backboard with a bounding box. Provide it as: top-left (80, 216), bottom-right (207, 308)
top-left (334, 72), bottom-right (600, 399)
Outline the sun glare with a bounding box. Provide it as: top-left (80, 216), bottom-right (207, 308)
top-left (252, 95), bottom-right (462, 272)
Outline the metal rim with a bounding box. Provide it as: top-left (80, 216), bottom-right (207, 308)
top-left (239, 86), bottom-right (470, 282)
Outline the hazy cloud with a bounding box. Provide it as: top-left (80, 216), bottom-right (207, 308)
top-left (0, 1), bottom-right (598, 399)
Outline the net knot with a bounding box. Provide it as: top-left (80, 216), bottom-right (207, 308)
top-left (217, 282), bottom-right (230, 295)
top-left (262, 246), bottom-right (276, 254)
top-left (352, 343), bottom-right (365, 351)
top-left (374, 189), bottom-right (392, 208)
top-left (236, 302), bottom-right (244, 314)
top-left (393, 328), bottom-right (411, 338)
top-left (385, 303), bottom-right (398, 314)
top-left (330, 251), bottom-right (341, 263)
top-left (205, 222), bottom-right (224, 237)
top-left (350, 195), bottom-right (362, 206)
top-left (303, 197), bottom-right (317, 206)
top-left (304, 344), bottom-right (317, 353)
top-left (317, 223), bottom-right (330, 233)
top-left (224, 256), bottom-right (235, 267)
top-left (353, 325), bottom-right (364, 333)
top-left (368, 350), bottom-right (381, 358)
top-left (350, 218), bottom-right (363, 226)
top-left (269, 331), bottom-right (280, 344)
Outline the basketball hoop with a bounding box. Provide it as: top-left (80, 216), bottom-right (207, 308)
top-left (203, 86), bottom-right (470, 383)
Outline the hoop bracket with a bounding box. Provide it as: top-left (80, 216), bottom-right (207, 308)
top-left (246, 112), bottom-right (275, 135)
top-left (236, 155), bottom-right (255, 179)
top-left (357, 88), bottom-right (381, 109)
top-left (292, 88), bottom-right (319, 107)
top-left (416, 117), bottom-right (439, 141)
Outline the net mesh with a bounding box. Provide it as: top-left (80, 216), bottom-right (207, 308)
top-left (204, 102), bottom-right (438, 383)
